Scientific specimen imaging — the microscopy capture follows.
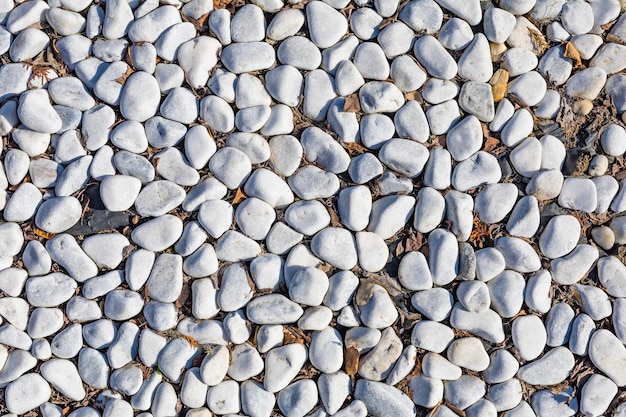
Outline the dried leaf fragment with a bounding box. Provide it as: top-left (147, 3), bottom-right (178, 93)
top-left (343, 93), bottom-right (361, 112)
top-left (489, 69), bottom-right (509, 102)
top-left (345, 347), bottom-right (360, 376)
top-left (115, 66), bottom-right (135, 84)
top-left (564, 41), bottom-right (583, 68)
top-left (232, 187), bottom-right (247, 204)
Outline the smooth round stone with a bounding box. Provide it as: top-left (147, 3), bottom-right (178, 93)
top-left (580, 374), bottom-right (618, 417)
top-left (539, 215), bottom-right (580, 259)
top-left (104, 290), bottom-right (143, 321)
top-left (446, 115), bottom-right (481, 161)
top-left (475, 183), bottom-right (518, 224)
top-left (574, 284), bottom-right (612, 320)
top-left (135, 180), bottom-right (186, 217)
top-left (450, 304), bottom-right (505, 344)
top-left (409, 288), bottom-right (452, 324)
top-left (390, 55), bottom-right (427, 92)
top-left (197, 200), bottom-right (233, 239)
top-left (350, 7), bottom-right (383, 40)
top-left (379, 139), bottom-right (429, 178)
top-left (408, 374), bottom-right (443, 408)
top-left (551, 244), bottom-right (599, 286)
top-left (309, 326), bottom-right (343, 373)
top-left (526, 169), bottom-right (564, 200)
top-left (438, 17), bottom-right (473, 50)
top-left (277, 36), bottom-right (321, 70)
top-left (113, 151), bottom-right (155, 184)
top-left (413, 35), bottom-right (457, 79)
top-left (185, 125), bottom-right (216, 170)
top-left (456, 281), bottom-right (490, 314)
top-left (507, 196), bottom-right (540, 238)
top-left (487, 270), bottom-right (525, 318)
top-left (601, 123), bottom-right (626, 156)
top-left (398, 250), bottom-right (432, 291)
top-left (566, 67), bottom-right (607, 99)
top-left (483, 349), bottom-right (519, 384)
top-left (222, 42), bottom-right (276, 73)
top-left (288, 266), bottom-right (329, 306)
top-left (358, 284), bottom-right (398, 329)
top-left (523, 270), bottom-right (552, 315)
top-left (277, 379), bottom-right (318, 417)
top-left (34, 196), bottom-right (81, 233)
top-left (458, 81), bottom-right (495, 122)
top-left (558, 177), bottom-right (597, 212)
top-left (267, 9), bottom-right (305, 40)
top-left (215, 230), bottom-right (261, 262)
top-left (413, 186), bottom-right (445, 233)
top-left (511, 315), bottom-right (547, 361)
top-left (359, 81), bottom-right (405, 113)
top-left (228, 343), bottom-right (263, 381)
top-left (2, 182), bottom-right (42, 222)
top-left (264, 344), bottom-right (308, 393)
top-left (160, 87), bottom-right (198, 124)
top-left (5, 374), bottom-right (51, 415)
top-left (355, 231), bottom-right (388, 272)
top-left (458, 34), bottom-right (492, 82)
top-left (442, 375), bottom-right (486, 410)
top-left (321, 270), bottom-right (358, 312)
top-left (209, 147), bottom-right (252, 190)
top-left (452, 151), bottom-right (501, 192)
top-left (368, 195), bottom-right (415, 240)
top-left (284, 200), bottom-right (330, 236)
top-left (301, 126), bottom-right (350, 173)
top-left (247, 254), bottom-right (283, 292)
top-left (198, 95), bottom-right (234, 133)
top-left (99, 175), bottom-right (142, 212)
top-left (18, 89), bottom-right (62, 134)
top-left (445, 337), bottom-right (489, 373)
top-left (483, 7), bottom-right (516, 43)
top-left (518, 347), bottom-right (575, 385)
top-left (131, 214), bottom-right (183, 252)
top-left (41, 359), bottom-right (85, 401)
top-left (354, 380), bottom-right (416, 417)
top-left (589, 329), bottom-right (626, 386)
top-left (247, 294), bottom-right (304, 325)
top-left (9, 27), bottom-right (49, 62)
top-left (25, 272), bottom-right (77, 308)
top-left (569, 313), bottom-right (595, 356)
top-left (306, 0), bottom-right (348, 48)
top-left (153, 147), bottom-right (200, 186)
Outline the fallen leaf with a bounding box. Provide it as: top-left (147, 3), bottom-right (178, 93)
top-left (529, 28), bottom-right (548, 55)
top-left (318, 262), bottom-right (334, 273)
top-left (329, 206), bottom-right (342, 227)
top-left (345, 347), bottom-right (360, 376)
top-left (115, 66), bottom-right (134, 84)
top-left (564, 41), bottom-right (583, 68)
top-left (344, 141), bottom-right (367, 156)
top-left (343, 93), bottom-right (361, 112)
top-left (489, 69), bottom-right (509, 102)
top-left (232, 187), bottom-right (246, 204)
top-left (405, 90), bottom-right (421, 101)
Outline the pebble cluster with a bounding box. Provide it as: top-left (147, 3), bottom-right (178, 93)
top-left (2, 0), bottom-right (626, 416)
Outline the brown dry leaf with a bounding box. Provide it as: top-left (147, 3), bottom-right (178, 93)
top-left (181, 335), bottom-right (199, 348)
top-left (529, 28), bottom-right (548, 55)
top-left (345, 347), bottom-right (360, 376)
top-left (344, 141), bottom-right (367, 156)
top-left (232, 187), bottom-right (247, 204)
top-left (564, 41), bottom-right (583, 68)
top-left (329, 206), bottom-right (342, 227)
top-left (283, 326), bottom-right (309, 345)
top-left (318, 262), bottom-right (334, 273)
top-left (115, 66), bottom-right (135, 84)
top-left (343, 93), bottom-right (361, 112)
top-left (489, 69), bottom-right (509, 102)
top-left (405, 90), bottom-right (420, 101)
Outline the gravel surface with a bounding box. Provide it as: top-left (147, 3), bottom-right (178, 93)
top-left (2, 0), bottom-right (626, 416)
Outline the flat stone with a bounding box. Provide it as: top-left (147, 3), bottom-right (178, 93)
top-left (517, 347), bottom-right (575, 386)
